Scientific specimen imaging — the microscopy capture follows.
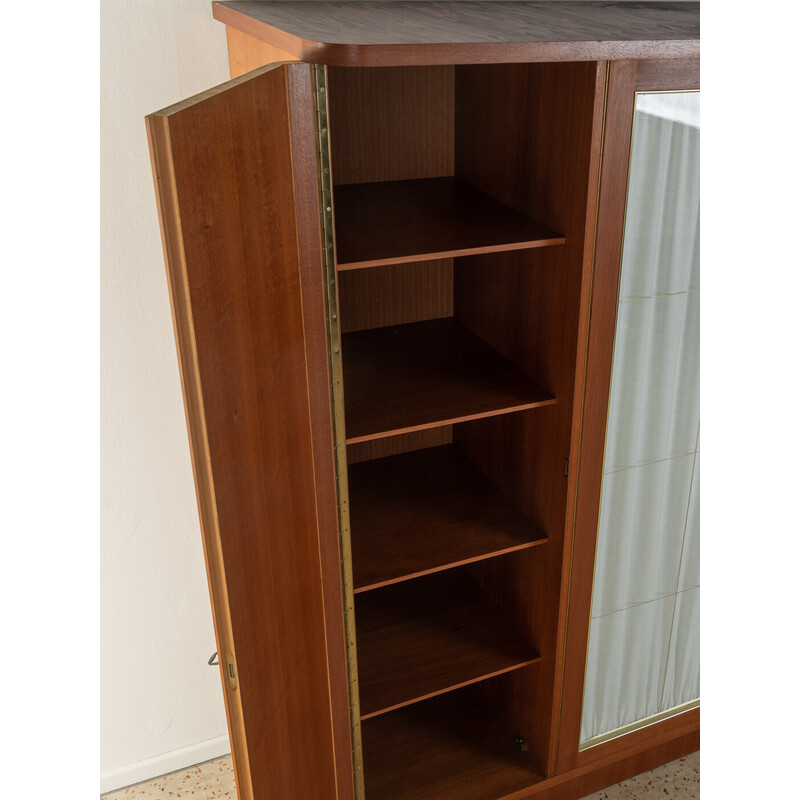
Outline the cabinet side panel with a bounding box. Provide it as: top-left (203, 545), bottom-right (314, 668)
top-left (225, 25), bottom-right (299, 77)
top-left (553, 59), bottom-right (638, 773)
top-left (146, 63), bottom-right (344, 800)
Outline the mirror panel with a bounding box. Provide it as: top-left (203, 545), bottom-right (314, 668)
top-left (580, 91), bottom-right (700, 748)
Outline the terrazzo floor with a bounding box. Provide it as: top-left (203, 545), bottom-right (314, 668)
top-left (103, 751), bottom-right (698, 799)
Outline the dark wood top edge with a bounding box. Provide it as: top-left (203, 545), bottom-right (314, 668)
top-left (212, 3), bottom-right (699, 67)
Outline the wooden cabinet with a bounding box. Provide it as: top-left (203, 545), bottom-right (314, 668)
top-left (146, 4), bottom-right (699, 799)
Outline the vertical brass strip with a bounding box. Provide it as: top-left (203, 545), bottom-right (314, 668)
top-left (311, 63), bottom-right (365, 800)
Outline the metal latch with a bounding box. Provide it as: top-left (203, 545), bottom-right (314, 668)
top-left (208, 650), bottom-right (238, 690)
top-left (225, 653), bottom-right (238, 690)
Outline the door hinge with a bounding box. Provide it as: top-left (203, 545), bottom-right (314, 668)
top-left (564, 456), bottom-right (570, 480)
top-left (225, 652), bottom-right (238, 690)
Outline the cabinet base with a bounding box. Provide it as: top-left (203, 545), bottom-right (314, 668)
top-left (503, 713), bottom-right (699, 800)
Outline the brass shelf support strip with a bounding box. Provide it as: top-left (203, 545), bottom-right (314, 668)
top-left (312, 63), bottom-right (365, 800)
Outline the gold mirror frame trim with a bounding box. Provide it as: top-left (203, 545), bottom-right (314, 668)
top-left (579, 699), bottom-right (700, 751)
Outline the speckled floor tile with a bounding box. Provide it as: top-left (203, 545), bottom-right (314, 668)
top-left (581, 751), bottom-right (699, 799)
top-left (102, 755), bottom-right (235, 799)
top-left (103, 750), bottom-right (698, 798)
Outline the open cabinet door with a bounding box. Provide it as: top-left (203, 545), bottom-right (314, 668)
top-left (146, 63), bottom-right (354, 800)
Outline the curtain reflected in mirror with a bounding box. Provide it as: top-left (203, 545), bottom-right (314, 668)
top-left (580, 91), bottom-right (699, 748)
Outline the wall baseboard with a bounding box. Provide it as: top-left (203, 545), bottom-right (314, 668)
top-left (100, 734), bottom-right (231, 795)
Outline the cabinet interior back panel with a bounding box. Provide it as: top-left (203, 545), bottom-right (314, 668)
top-left (328, 65), bottom-right (454, 185)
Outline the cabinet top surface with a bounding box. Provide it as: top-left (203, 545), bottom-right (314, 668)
top-left (213, 1), bottom-right (700, 66)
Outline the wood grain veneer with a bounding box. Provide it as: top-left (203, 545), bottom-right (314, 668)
top-left (349, 444), bottom-right (547, 592)
top-left (328, 65), bottom-right (454, 185)
top-left (362, 684), bottom-right (544, 800)
top-left (635, 56), bottom-right (699, 90)
top-left (338, 259), bottom-right (453, 335)
top-left (213, 1), bottom-right (700, 66)
top-left (577, 708), bottom-right (699, 768)
top-left (335, 177), bottom-right (564, 270)
top-left (225, 25), bottom-right (298, 77)
top-left (362, 691), bottom-right (696, 800)
top-left (502, 716), bottom-right (698, 800)
top-left (146, 62), bottom-right (353, 800)
top-left (356, 571), bottom-right (540, 719)
top-left (553, 59), bottom-right (638, 776)
top-left (452, 59), bottom-right (607, 776)
top-left (341, 317), bottom-right (556, 443)
top-left (347, 427), bottom-right (454, 465)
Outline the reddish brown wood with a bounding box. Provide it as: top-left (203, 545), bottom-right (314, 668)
top-left (338, 259), bottom-right (453, 334)
top-left (362, 690), bottom-right (696, 800)
top-left (225, 25), bottom-right (298, 77)
top-left (549, 59), bottom-right (610, 775)
top-left (362, 685), bottom-right (544, 800)
top-left (286, 66), bottom-right (357, 799)
top-left (349, 444), bottom-right (547, 592)
top-left (337, 258), bottom-right (453, 464)
top-left (577, 708), bottom-right (699, 767)
top-left (145, 63), bottom-right (350, 800)
top-left (328, 65), bottom-right (454, 185)
top-left (213, 2), bottom-right (700, 67)
top-left (335, 177), bottom-right (564, 270)
top-left (503, 724), bottom-right (698, 799)
top-left (356, 571), bottom-right (540, 719)
top-left (341, 317), bottom-right (556, 444)
top-left (347, 427), bottom-right (453, 465)
top-left (452, 60), bottom-right (607, 777)
top-left (553, 59), bottom-right (638, 776)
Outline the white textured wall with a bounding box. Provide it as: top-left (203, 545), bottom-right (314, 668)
top-left (100, 0), bottom-right (231, 790)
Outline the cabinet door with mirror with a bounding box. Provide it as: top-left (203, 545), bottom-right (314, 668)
top-left (581, 88), bottom-right (700, 749)
top-left (558, 62), bottom-right (700, 773)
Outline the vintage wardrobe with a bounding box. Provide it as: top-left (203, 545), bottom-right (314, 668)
top-left (146, 3), bottom-right (700, 799)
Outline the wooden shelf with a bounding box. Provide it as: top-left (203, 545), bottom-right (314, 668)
top-left (362, 685), bottom-right (544, 800)
top-left (349, 444), bottom-right (547, 592)
top-left (342, 317), bottom-right (555, 443)
top-left (355, 571), bottom-right (540, 719)
top-left (334, 177), bottom-right (564, 269)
